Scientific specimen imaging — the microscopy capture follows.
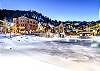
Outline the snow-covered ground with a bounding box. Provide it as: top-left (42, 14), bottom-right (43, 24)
top-left (0, 34), bottom-right (100, 71)
top-left (0, 56), bottom-right (71, 71)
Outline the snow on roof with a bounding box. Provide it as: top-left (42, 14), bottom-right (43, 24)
top-left (48, 24), bottom-right (54, 28)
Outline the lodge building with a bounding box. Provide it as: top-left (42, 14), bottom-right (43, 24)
top-left (12, 16), bottom-right (38, 34)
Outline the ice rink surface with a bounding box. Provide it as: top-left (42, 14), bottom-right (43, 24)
top-left (0, 34), bottom-right (100, 71)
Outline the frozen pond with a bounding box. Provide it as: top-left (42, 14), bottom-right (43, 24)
top-left (0, 34), bottom-right (100, 63)
top-left (0, 34), bottom-right (100, 71)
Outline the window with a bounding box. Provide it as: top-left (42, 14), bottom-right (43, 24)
top-left (33, 25), bottom-right (35, 27)
top-left (33, 22), bottom-right (35, 24)
top-left (27, 20), bottom-right (29, 23)
top-left (20, 24), bottom-right (22, 26)
top-left (30, 21), bottom-right (32, 23)
top-left (30, 24), bottom-right (32, 27)
top-left (21, 20), bottom-right (22, 22)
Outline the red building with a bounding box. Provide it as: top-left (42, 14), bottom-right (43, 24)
top-left (12, 16), bottom-right (38, 34)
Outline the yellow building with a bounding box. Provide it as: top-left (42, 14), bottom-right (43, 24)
top-left (77, 22), bottom-right (100, 36)
top-left (0, 20), bottom-right (8, 34)
top-left (87, 23), bottom-right (100, 35)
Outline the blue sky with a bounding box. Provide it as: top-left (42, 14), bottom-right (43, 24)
top-left (99, 0), bottom-right (100, 20)
top-left (99, 8), bottom-right (100, 20)
top-left (0, 0), bottom-right (99, 21)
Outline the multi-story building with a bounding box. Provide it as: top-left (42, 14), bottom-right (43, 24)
top-left (12, 16), bottom-right (38, 34)
top-left (77, 22), bottom-right (98, 36)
